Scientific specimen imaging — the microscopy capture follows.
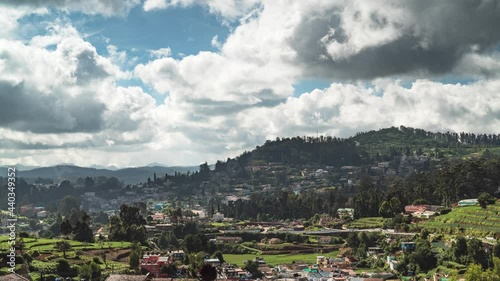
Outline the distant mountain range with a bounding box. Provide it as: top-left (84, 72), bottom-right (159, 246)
top-left (0, 164), bottom-right (198, 185)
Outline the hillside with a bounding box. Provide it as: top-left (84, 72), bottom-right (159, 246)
top-left (0, 165), bottom-right (198, 184)
top-left (420, 202), bottom-right (500, 236)
top-left (350, 126), bottom-right (456, 147)
top-left (243, 126), bottom-right (500, 168)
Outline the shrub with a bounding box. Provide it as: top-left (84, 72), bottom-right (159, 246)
top-left (56, 259), bottom-right (71, 275)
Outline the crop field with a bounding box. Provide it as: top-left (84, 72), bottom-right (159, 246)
top-left (0, 236), bottom-right (132, 252)
top-left (420, 202), bottom-right (500, 236)
top-left (346, 217), bottom-right (389, 229)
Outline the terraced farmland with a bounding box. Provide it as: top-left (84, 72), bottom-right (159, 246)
top-left (346, 217), bottom-right (389, 229)
top-left (420, 202), bottom-right (500, 236)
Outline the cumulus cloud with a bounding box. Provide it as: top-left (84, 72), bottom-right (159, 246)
top-left (234, 79), bottom-right (500, 140)
top-left (0, 0), bottom-right (141, 16)
top-left (143, 0), bottom-right (169, 11)
top-left (0, 26), bottom-right (156, 163)
top-left (149, 47), bottom-right (172, 58)
top-left (289, 0), bottom-right (500, 79)
top-left (143, 0), bottom-right (261, 19)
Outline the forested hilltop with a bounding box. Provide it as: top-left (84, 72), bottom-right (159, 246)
top-left (250, 125), bottom-right (500, 166)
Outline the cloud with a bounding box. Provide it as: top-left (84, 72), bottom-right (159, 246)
top-left (0, 81), bottom-right (105, 133)
top-left (143, 0), bottom-right (261, 19)
top-left (149, 47), bottom-right (172, 58)
top-left (236, 79), bottom-right (500, 140)
top-left (211, 35), bottom-right (222, 49)
top-left (143, 0), bottom-right (168, 11)
top-left (0, 27), bottom-right (156, 152)
top-left (135, 51), bottom-right (297, 102)
top-left (0, 0), bottom-right (141, 17)
top-left (288, 0), bottom-right (500, 79)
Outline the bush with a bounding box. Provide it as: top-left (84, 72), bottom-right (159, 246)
top-left (22, 253), bottom-right (33, 263)
top-left (92, 257), bottom-right (102, 264)
top-left (56, 259), bottom-right (72, 275)
top-left (31, 250), bottom-right (40, 258)
top-left (440, 208), bottom-right (451, 215)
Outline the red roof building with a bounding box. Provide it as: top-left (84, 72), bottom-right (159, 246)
top-left (140, 255), bottom-right (171, 278)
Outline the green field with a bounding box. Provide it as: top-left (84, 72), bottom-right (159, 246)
top-left (347, 217), bottom-right (389, 229)
top-left (0, 236), bottom-right (132, 252)
top-left (224, 250), bottom-right (339, 266)
top-left (420, 202), bottom-right (500, 236)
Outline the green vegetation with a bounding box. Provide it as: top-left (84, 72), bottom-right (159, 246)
top-left (347, 217), bottom-right (389, 229)
top-left (420, 202), bottom-right (500, 236)
top-left (0, 236), bottom-right (132, 252)
top-left (224, 250), bottom-right (339, 267)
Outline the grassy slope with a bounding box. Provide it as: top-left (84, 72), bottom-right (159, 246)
top-left (420, 202), bottom-right (500, 236)
top-left (347, 217), bottom-right (389, 229)
top-left (0, 236), bottom-right (133, 277)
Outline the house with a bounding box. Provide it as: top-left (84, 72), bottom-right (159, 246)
top-left (318, 236), bottom-right (332, 244)
top-left (458, 199), bottom-right (478, 207)
top-left (216, 236), bottom-right (242, 244)
top-left (293, 225), bottom-right (305, 231)
top-left (401, 242), bottom-right (416, 252)
top-left (155, 224), bottom-right (174, 231)
top-left (413, 210), bottom-right (436, 219)
top-left (204, 258), bottom-right (221, 267)
top-left (213, 212), bottom-right (224, 222)
top-left (317, 256), bottom-right (327, 265)
top-left (140, 254), bottom-right (170, 278)
top-left (404, 205), bottom-right (428, 214)
top-left (105, 275), bottom-right (147, 281)
top-left (367, 247), bottom-right (384, 256)
top-left (36, 211), bottom-right (47, 218)
top-left (405, 205), bottom-right (443, 214)
top-left (19, 205), bottom-right (35, 217)
top-left (337, 208), bottom-right (355, 219)
top-left (152, 213), bottom-right (165, 221)
top-left (191, 210), bottom-right (206, 218)
top-left (169, 250), bottom-right (184, 261)
top-left (386, 256), bottom-right (399, 271)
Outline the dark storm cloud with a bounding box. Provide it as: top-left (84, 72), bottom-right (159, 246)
top-left (290, 0), bottom-right (500, 79)
top-left (0, 81), bottom-right (106, 133)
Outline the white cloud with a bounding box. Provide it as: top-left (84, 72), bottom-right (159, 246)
top-left (0, 21), bottom-right (157, 166)
top-left (235, 80), bottom-right (500, 140)
top-left (211, 35), bottom-right (222, 49)
top-left (149, 47), bottom-right (172, 58)
top-left (29, 21), bottom-right (80, 48)
top-left (1, 0), bottom-right (141, 17)
top-left (107, 45), bottom-right (128, 66)
top-left (143, 0), bottom-right (168, 11)
top-left (143, 0), bottom-right (261, 19)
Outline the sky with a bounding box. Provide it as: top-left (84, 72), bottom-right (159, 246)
top-left (1, 0), bottom-right (500, 167)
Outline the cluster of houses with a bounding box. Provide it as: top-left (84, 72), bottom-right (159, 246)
top-left (138, 251), bottom-right (400, 281)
